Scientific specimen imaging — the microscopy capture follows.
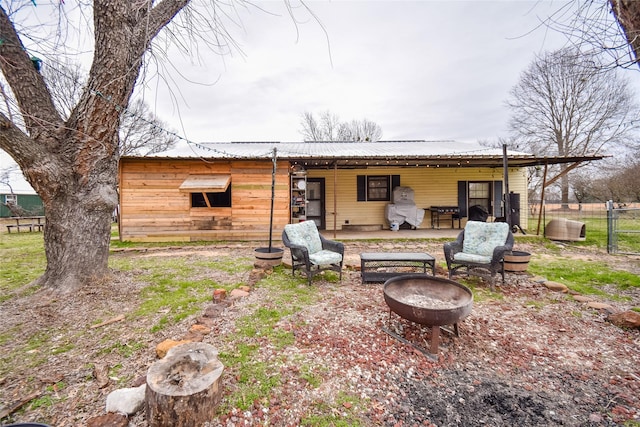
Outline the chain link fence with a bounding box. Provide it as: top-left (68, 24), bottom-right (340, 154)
top-left (526, 201), bottom-right (640, 255)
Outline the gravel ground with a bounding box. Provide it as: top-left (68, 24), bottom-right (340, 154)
top-left (0, 239), bottom-right (639, 426)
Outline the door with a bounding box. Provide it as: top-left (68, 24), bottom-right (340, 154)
top-left (306, 178), bottom-right (325, 229)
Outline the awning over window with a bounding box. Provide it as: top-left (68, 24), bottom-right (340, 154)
top-left (179, 175), bottom-right (231, 193)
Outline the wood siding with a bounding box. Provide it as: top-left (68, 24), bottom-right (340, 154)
top-left (119, 158), bottom-right (289, 242)
top-left (119, 158), bottom-right (529, 241)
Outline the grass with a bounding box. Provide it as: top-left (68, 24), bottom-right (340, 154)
top-left (1, 224), bottom-right (638, 424)
top-left (300, 391), bottom-right (364, 426)
top-left (216, 267), bottom-right (335, 413)
top-left (109, 255), bottom-right (254, 333)
top-left (0, 231), bottom-right (46, 301)
top-left (528, 259), bottom-right (640, 299)
top-left (527, 213), bottom-right (640, 253)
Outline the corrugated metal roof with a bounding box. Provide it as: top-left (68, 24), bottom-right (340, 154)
top-left (132, 140), bottom-right (606, 168)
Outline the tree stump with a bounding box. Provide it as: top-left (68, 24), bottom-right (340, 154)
top-left (145, 342), bottom-right (224, 427)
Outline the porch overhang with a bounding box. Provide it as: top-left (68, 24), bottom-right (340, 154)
top-left (286, 154), bottom-right (607, 170)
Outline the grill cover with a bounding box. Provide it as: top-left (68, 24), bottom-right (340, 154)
top-left (385, 186), bottom-right (425, 227)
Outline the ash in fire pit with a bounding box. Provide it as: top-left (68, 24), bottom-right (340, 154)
top-left (382, 274), bottom-right (473, 359)
top-left (401, 294), bottom-right (459, 310)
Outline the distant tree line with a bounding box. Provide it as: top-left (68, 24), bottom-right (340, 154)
top-left (299, 111), bottom-right (383, 142)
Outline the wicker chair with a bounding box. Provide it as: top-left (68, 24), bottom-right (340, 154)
top-left (282, 221), bottom-right (344, 285)
top-left (443, 221), bottom-right (514, 290)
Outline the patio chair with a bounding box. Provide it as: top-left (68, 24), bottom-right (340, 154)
top-left (282, 221), bottom-right (344, 285)
top-left (443, 221), bottom-right (514, 290)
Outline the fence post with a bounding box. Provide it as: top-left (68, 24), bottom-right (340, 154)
top-left (606, 200), bottom-right (614, 254)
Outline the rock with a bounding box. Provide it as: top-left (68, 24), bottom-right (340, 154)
top-left (87, 412), bottom-right (129, 427)
top-left (248, 268), bottom-right (267, 285)
top-left (203, 303), bottom-right (227, 318)
top-left (105, 383), bottom-right (146, 415)
top-left (543, 281), bottom-right (569, 293)
top-left (195, 316), bottom-right (215, 328)
top-left (189, 324), bottom-right (211, 334)
top-left (229, 288), bottom-right (249, 299)
top-left (239, 285), bottom-right (251, 292)
top-left (93, 363), bottom-right (110, 389)
top-left (213, 288), bottom-right (227, 302)
top-left (589, 413), bottom-right (603, 423)
top-left (607, 310), bottom-right (640, 329)
top-left (155, 339), bottom-right (191, 358)
top-left (572, 295), bottom-right (594, 303)
top-left (586, 301), bottom-right (615, 312)
top-left (253, 260), bottom-right (276, 270)
top-left (131, 375), bottom-right (147, 387)
top-left (181, 330), bottom-right (205, 342)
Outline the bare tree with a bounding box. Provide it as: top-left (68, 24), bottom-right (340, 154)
top-left (0, 1), bottom-right (311, 292)
top-left (300, 111), bottom-right (383, 142)
top-left (119, 99), bottom-right (178, 156)
top-left (41, 61), bottom-right (176, 156)
top-left (507, 47), bottom-right (638, 208)
top-left (574, 157), bottom-right (640, 203)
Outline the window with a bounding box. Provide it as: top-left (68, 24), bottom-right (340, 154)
top-left (357, 175), bottom-right (400, 201)
top-left (468, 181), bottom-right (491, 213)
top-left (5, 194), bottom-right (17, 204)
top-left (367, 176), bottom-right (390, 201)
top-left (179, 174), bottom-right (232, 208)
top-left (191, 189), bottom-right (232, 208)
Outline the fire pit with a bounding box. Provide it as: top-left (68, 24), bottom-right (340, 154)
top-left (382, 274), bottom-right (473, 359)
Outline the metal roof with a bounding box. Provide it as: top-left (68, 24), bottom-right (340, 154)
top-left (133, 140), bottom-right (606, 169)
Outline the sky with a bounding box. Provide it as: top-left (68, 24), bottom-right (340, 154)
top-left (2, 0), bottom-right (640, 192)
top-left (151, 0), bottom-right (576, 145)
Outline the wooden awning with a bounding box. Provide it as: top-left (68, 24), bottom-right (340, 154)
top-left (179, 175), bottom-right (231, 193)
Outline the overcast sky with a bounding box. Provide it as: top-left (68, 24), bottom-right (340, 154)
top-left (3, 0), bottom-right (640, 192)
top-left (147, 0), bottom-right (592, 146)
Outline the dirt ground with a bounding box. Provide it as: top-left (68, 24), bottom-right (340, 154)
top-left (0, 240), bottom-right (639, 426)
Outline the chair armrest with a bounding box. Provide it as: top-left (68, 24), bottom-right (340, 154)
top-left (282, 230), bottom-right (311, 265)
top-left (320, 234), bottom-right (344, 256)
top-left (491, 245), bottom-right (511, 261)
top-left (443, 241), bottom-right (463, 266)
top-left (491, 232), bottom-right (514, 264)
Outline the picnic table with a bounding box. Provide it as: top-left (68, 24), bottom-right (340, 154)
top-left (6, 216), bottom-right (45, 233)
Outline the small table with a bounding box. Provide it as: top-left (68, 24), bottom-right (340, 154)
top-left (360, 252), bottom-right (436, 283)
top-left (429, 206), bottom-right (460, 229)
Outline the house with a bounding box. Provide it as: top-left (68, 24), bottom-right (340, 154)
top-left (117, 140), bottom-right (604, 242)
top-left (0, 192), bottom-right (44, 218)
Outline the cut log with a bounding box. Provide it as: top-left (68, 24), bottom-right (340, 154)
top-left (145, 342), bottom-right (224, 427)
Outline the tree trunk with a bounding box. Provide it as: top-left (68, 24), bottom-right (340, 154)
top-left (561, 173), bottom-right (570, 209)
top-left (610, 0), bottom-right (640, 66)
top-left (35, 180), bottom-right (118, 292)
top-left (146, 343), bottom-right (224, 427)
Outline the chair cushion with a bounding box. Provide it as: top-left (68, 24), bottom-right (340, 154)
top-left (453, 252), bottom-right (492, 264)
top-left (462, 221), bottom-right (509, 257)
top-left (284, 221), bottom-right (322, 254)
top-left (309, 249), bottom-right (343, 266)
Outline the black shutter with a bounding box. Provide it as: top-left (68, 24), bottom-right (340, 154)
top-left (493, 181), bottom-right (503, 217)
top-left (391, 175), bottom-right (401, 191)
top-left (357, 175), bottom-right (366, 201)
top-left (457, 181), bottom-right (468, 217)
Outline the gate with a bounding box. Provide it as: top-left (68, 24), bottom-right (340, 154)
top-left (607, 200), bottom-right (640, 255)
